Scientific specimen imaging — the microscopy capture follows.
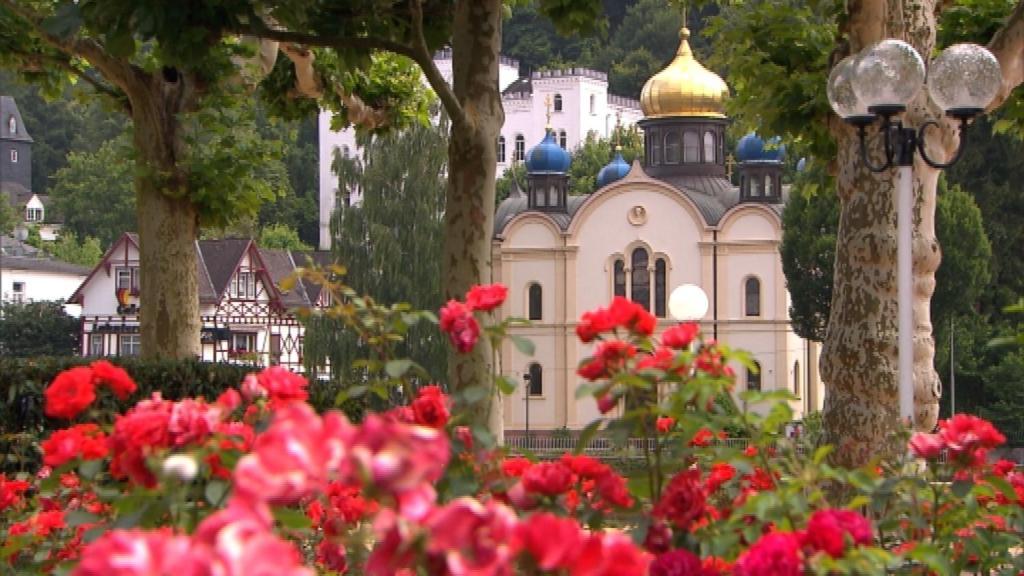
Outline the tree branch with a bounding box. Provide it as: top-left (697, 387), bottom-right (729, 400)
top-left (234, 17), bottom-right (419, 62)
top-left (407, 0), bottom-right (466, 126)
top-left (987, 0), bottom-right (1024, 110)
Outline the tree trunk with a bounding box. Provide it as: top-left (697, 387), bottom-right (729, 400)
top-left (444, 0), bottom-right (504, 441)
top-left (131, 73), bottom-right (202, 360)
top-left (822, 0), bottom-right (943, 467)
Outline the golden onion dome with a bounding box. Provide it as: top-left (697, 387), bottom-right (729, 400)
top-left (640, 27), bottom-right (729, 119)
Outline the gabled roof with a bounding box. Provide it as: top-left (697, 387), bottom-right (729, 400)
top-left (290, 250), bottom-right (337, 304)
top-left (0, 96), bottom-right (32, 143)
top-left (68, 233), bottom-right (140, 304)
top-left (258, 248), bottom-right (308, 309)
top-left (1, 181), bottom-right (32, 210)
top-left (197, 238), bottom-right (252, 297)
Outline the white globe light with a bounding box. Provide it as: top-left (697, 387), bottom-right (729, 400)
top-left (853, 39), bottom-right (926, 112)
top-left (827, 54), bottom-right (871, 121)
top-left (928, 43), bottom-right (1003, 117)
top-left (669, 284), bottom-right (709, 321)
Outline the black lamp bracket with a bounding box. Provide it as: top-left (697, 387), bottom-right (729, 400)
top-left (854, 113), bottom-right (971, 173)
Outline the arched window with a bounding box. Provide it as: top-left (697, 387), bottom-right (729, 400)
top-left (553, 94), bottom-right (563, 112)
top-left (497, 136), bottom-right (506, 163)
top-left (631, 248), bottom-right (650, 310)
top-left (745, 277), bottom-right (761, 317)
top-left (664, 132), bottom-right (681, 164)
top-left (654, 258), bottom-right (667, 318)
top-left (703, 131), bottom-right (716, 163)
top-left (528, 363), bottom-right (543, 396)
top-left (514, 135), bottom-right (525, 162)
top-left (751, 177), bottom-right (762, 197)
top-left (559, 130), bottom-right (567, 149)
top-left (613, 259), bottom-right (626, 298)
top-left (683, 131), bottom-right (700, 163)
top-left (528, 283), bottom-right (542, 320)
top-left (793, 361), bottom-right (801, 396)
top-left (747, 361), bottom-right (762, 392)
top-left (589, 94), bottom-right (596, 115)
top-left (765, 175), bottom-right (773, 197)
top-left (651, 131), bottom-right (662, 165)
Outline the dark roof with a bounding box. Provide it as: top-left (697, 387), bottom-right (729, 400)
top-left (291, 250), bottom-right (337, 304)
top-left (1, 181), bottom-right (32, 209)
top-left (0, 96), bottom-right (32, 143)
top-left (1, 235), bottom-right (42, 257)
top-left (258, 248), bottom-right (308, 309)
top-left (37, 195), bottom-right (63, 223)
top-left (197, 238), bottom-right (251, 297)
top-left (1, 255), bottom-right (90, 275)
top-left (494, 195), bottom-right (588, 237)
top-left (502, 77), bottom-right (532, 98)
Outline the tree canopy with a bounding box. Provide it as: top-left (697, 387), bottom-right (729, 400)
top-left (0, 301), bottom-right (79, 357)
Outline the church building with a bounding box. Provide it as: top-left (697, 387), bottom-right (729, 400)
top-left (493, 28), bottom-right (823, 433)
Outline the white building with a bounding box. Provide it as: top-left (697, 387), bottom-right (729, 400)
top-left (1, 255), bottom-right (89, 315)
top-left (492, 29), bottom-right (823, 434)
top-left (317, 52), bottom-right (644, 250)
top-left (69, 233), bottom-right (333, 369)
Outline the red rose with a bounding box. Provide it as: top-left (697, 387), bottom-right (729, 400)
top-left (689, 428), bottom-right (713, 447)
top-left (661, 323), bottom-right (699, 349)
top-left (41, 423), bottom-right (109, 468)
top-left (909, 432), bottom-right (944, 460)
top-left (653, 469), bottom-right (706, 531)
top-left (939, 414), bottom-right (1006, 466)
top-left (465, 283), bottom-right (508, 312)
top-left (993, 459), bottom-right (1016, 477)
top-left (803, 509), bottom-right (872, 558)
top-left (0, 475), bottom-right (31, 512)
top-left (439, 300), bottom-right (481, 353)
top-left (734, 531), bottom-right (803, 576)
top-left (656, 417), bottom-right (676, 434)
top-left (596, 393), bottom-right (618, 414)
top-left (90, 359), bottom-right (137, 400)
top-left (643, 521), bottom-right (672, 554)
top-left (522, 461), bottom-right (574, 495)
top-left (256, 366), bottom-right (309, 407)
top-left (518, 512), bottom-right (584, 570)
top-left (502, 457), bottom-right (532, 478)
top-left (572, 531), bottom-right (652, 576)
top-left (108, 395), bottom-right (173, 487)
top-left (411, 385), bottom-right (450, 429)
top-left (705, 462), bottom-right (735, 493)
top-left (650, 549), bottom-right (702, 576)
top-left (316, 539), bottom-right (348, 573)
top-left (608, 296), bottom-right (656, 336)
top-left (637, 346), bottom-right (685, 374)
top-left (45, 366), bottom-right (97, 420)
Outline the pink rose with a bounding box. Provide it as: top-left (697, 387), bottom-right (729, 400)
top-left (426, 498), bottom-right (519, 576)
top-left (803, 509), bottom-right (872, 558)
top-left (439, 300), bottom-right (481, 353)
top-left (465, 283), bottom-right (508, 312)
top-left (909, 432), bottom-right (945, 460)
top-left (734, 532), bottom-right (803, 576)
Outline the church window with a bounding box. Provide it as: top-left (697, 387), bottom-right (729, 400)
top-left (497, 136), bottom-right (506, 163)
top-left (613, 259), bottom-right (626, 298)
top-left (589, 94), bottom-right (596, 115)
top-left (528, 362), bottom-right (543, 396)
top-left (514, 135), bottom-right (525, 162)
top-left (553, 94), bottom-right (563, 112)
top-left (747, 361), bottom-right (761, 391)
top-left (793, 361), bottom-right (801, 396)
top-left (651, 131), bottom-right (662, 165)
top-left (654, 258), bottom-right (667, 318)
top-left (683, 131), bottom-right (700, 163)
top-left (703, 131), bottom-right (716, 163)
top-left (8, 116), bottom-right (15, 134)
top-left (765, 176), bottom-right (773, 197)
top-left (664, 132), bottom-right (680, 164)
top-left (559, 130), bottom-right (567, 149)
top-left (744, 276), bottom-right (761, 317)
top-left (528, 283), bottom-right (542, 320)
top-left (631, 248), bottom-right (650, 311)
top-left (751, 177), bottom-right (762, 197)
top-left (10, 149), bottom-right (17, 163)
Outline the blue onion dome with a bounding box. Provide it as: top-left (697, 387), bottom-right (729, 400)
top-left (735, 132), bottom-right (786, 163)
top-left (596, 148), bottom-right (631, 188)
top-left (525, 130), bottom-right (571, 174)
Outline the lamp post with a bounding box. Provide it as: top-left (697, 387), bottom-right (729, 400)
top-left (522, 372), bottom-right (531, 448)
top-left (826, 40), bottom-right (1002, 426)
top-left (669, 284), bottom-right (710, 323)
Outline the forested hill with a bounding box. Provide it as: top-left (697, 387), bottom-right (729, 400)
top-left (501, 0), bottom-right (719, 99)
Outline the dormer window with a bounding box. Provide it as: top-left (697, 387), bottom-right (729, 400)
top-left (232, 271), bottom-right (256, 299)
top-left (8, 116), bottom-right (15, 134)
top-left (25, 207), bottom-right (43, 222)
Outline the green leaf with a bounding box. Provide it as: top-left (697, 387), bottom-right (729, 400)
top-left (205, 480), bottom-right (229, 506)
top-left (65, 510), bottom-right (100, 527)
top-left (385, 359), bottom-right (413, 378)
top-left (496, 375), bottom-right (517, 395)
top-left (951, 478), bottom-right (973, 498)
top-left (907, 542), bottom-right (953, 575)
top-left (509, 334), bottom-right (535, 356)
top-left (78, 458), bottom-right (103, 480)
top-left (574, 419), bottom-right (603, 455)
top-left (272, 506), bottom-right (312, 530)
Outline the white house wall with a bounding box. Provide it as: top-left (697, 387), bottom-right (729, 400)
top-left (0, 267), bottom-right (86, 315)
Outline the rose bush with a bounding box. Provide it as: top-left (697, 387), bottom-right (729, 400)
top-left (2, 282), bottom-right (1023, 574)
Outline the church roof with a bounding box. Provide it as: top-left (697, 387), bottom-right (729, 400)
top-left (494, 195), bottom-right (588, 237)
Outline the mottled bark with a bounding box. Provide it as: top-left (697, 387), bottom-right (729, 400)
top-left (444, 0), bottom-right (505, 440)
top-left (131, 73), bottom-right (202, 360)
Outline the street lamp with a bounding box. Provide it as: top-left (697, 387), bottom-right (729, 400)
top-left (522, 372), bottom-right (531, 448)
top-left (669, 284), bottom-right (709, 322)
top-left (826, 39), bottom-right (1002, 426)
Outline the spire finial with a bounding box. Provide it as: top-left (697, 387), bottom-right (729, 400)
top-left (614, 111), bottom-right (623, 151)
top-left (544, 94), bottom-right (553, 131)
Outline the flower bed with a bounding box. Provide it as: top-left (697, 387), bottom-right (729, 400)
top-left (2, 284), bottom-right (1022, 575)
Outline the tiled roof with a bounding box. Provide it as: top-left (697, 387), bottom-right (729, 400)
top-left (0, 255), bottom-right (90, 276)
top-left (197, 238), bottom-right (251, 297)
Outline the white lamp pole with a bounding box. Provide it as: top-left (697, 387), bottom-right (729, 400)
top-left (669, 284), bottom-right (710, 323)
top-left (827, 40), bottom-right (1002, 427)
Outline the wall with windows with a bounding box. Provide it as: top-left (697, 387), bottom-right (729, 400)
top-left (0, 265), bottom-right (86, 315)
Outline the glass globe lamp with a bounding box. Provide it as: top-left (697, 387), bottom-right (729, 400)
top-left (669, 284), bottom-right (709, 322)
top-left (852, 39), bottom-right (926, 115)
top-left (928, 43), bottom-right (1003, 119)
top-left (827, 53), bottom-right (874, 125)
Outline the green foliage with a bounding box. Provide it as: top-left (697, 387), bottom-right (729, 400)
top-left (49, 135), bottom-right (135, 247)
top-left (259, 223), bottom-right (312, 251)
top-left (496, 162), bottom-right (527, 206)
top-left (304, 121), bottom-right (449, 383)
top-left (568, 125), bottom-right (643, 195)
top-left (933, 183), bottom-right (992, 329)
top-left (0, 195), bottom-right (15, 235)
top-left (0, 301), bottom-right (78, 358)
top-left (41, 231), bottom-right (103, 267)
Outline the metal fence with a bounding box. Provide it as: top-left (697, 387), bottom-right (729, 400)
top-left (502, 433), bottom-right (752, 457)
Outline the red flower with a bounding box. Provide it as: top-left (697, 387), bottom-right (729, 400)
top-left (411, 385), bottom-right (450, 429)
top-left (653, 469), bottom-right (706, 531)
top-left (108, 395), bottom-right (173, 487)
top-left (168, 398), bottom-right (221, 447)
top-left (439, 300), bottom-right (481, 353)
top-left (705, 463), bottom-right (735, 494)
top-left (734, 531), bottom-right (803, 576)
top-left (45, 366), bottom-right (97, 420)
top-left (643, 521), bottom-right (672, 554)
top-left (661, 323), bottom-right (699, 349)
top-left (425, 498), bottom-right (519, 576)
top-left (581, 341), bottom-right (636, 380)
top-left (993, 459), bottom-right (1016, 477)
top-left (316, 539), bottom-right (348, 573)
top-left (216, 388), bottom-right (242, 411)
top-left (0, 474), bottom-right (31, 511)
top-left (596, 393), bottom-right (618, 414)
top-left (909, 432), bottom-right (944, 460)
top-left (256, 366), bottom-right (310, 407)
top-left (465, 283), bottom-right (508, 312)
top-left (650, 549), bottom-right (701, 576)
top-left (700, 556), bottom-right (731, 576)
top-left (502, 457), bottom-right (532, 478)
top-left (803, 509), bottom-right (873, 558)
top-left (523, 461), bottom-right (574, 495)
top-left (41, 424), bottom-right (109, 468)
top-left (689, 428), bottom-right (714, 447)
top-left (518, 512), bottom-right (584, 570)
top-left (571, 531), bottom-right (652, 576)
top-left (578, 356), bottom-right (609, 381)
top-left (595, 471), bottom-right (634, 508)
top-left (656, 417), bottom-right (676, 434)
top-left (89, 359), bottom-right (137, 400)
top-left (576, 296), bottom-right (657, 342)
top-left (348, 413), bottom-right (450, 496)
top-left (74, 529), bottom-right (205, 576)
top-left (694, 345), bottom-right (733, 379)
top-left (939, 414), bottom-right (1006, 466)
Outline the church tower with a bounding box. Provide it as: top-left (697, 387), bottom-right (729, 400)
top-left (735, 133), bottom-right (785, 203)
top-left (1, 96), bottom-right (33, 201)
